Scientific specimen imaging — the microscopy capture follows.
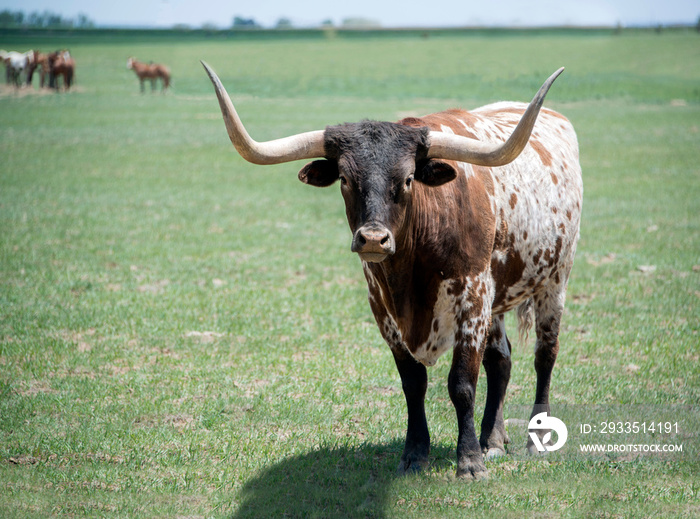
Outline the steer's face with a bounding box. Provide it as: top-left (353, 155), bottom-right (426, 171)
top-left (299, 121), bottom-right (458, 263)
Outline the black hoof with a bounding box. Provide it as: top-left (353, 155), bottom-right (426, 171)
top-left (456, 456), bottom-right (488, 480)
top-left (397, 456), bottom-right (429, 475)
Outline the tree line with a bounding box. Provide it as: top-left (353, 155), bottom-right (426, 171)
top-left (0, 10), bottom-right (95, 29)
top-left (232, 16), bottom-right (374, 29)
top-left (0, 10), bottom-right (376, 31)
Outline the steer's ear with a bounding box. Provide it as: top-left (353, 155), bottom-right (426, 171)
top-left (298, 160), bottom-right (339, 187)
top-left (415, 159), bottom-right (458, 187)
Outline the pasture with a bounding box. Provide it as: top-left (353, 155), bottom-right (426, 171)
top-left (1, 29), bottom-right (699, 517)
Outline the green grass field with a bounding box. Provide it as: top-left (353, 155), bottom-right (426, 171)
top-left (1, 29), bottom-right (699, 518)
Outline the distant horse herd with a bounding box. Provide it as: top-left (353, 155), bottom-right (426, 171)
top-left (1, 49), bottom-right (75, 91)
top-left (1, 49), bottom-right (170, 94)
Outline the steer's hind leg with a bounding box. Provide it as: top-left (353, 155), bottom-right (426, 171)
top-left (392, 347), bottom-right (430, 474)
top-left (527, 286), bottom-right (566, 454)
top-left (480, 314), bottom-right (511, 459)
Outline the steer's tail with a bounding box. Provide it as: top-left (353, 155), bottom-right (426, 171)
top-left (516, 298), bottom-right (534, 345)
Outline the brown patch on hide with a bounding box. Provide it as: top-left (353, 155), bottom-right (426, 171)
top-left (492, 208), bottom-right (509, 257)
top-left (458, 169), bottom-right (497, 275)
top-left (543, 249), bottom-right (552, 266)
top-left (480, 167), bottom-right (496, 197)
top-left (407, 109), bottom-right (481, 140)
top-left (481, 107), bottom-right (525, 117)
top-left (542, 107), bottom-right (571, 121)
top-left (491, 228), bottom-right (527, 310)
top-left (530, 140), bottom-right (553, 167)
top-left (447, 277), bottom-right (467, 298)
top-left (398, 116), bottom-right (428, 128)
top-left (554, 236), bottom-right (563, 264)
top-left (509, 193), bottom-right (518, 209)
top-left (533, 249), bottom-right (542, 264)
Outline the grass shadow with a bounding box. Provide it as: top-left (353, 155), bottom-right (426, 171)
top-left (231, 440), bottom-right (455, 519)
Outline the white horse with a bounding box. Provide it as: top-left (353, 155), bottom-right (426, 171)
top-left (0, 50), bottom-right (8, 83)
top-left (1, 50), bottom-right (34, 86)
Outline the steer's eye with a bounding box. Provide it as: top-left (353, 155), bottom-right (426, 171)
top-left (339, 175), bottom-right (348, 186)
top-left (405, 176), bottom-right (413, 189)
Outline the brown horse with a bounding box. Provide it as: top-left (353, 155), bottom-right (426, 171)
top-left (48, 50), bottom-right (75, 91)
top-left (27, 50), bottom-right (50, 87)
top-left (127, 57), bottom-right (170, 93)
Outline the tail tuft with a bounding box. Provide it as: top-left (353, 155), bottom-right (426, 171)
top-left (516, 298), bottom-right (534, 345)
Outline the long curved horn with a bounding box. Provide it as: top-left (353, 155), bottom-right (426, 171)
top-left (201, 61), bottom-right (325, 165)
top-left (427, 67), bottom-right (564, 167)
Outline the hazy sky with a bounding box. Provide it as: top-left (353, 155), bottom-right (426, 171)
top-left (1, 0), bottom-right (697, 28)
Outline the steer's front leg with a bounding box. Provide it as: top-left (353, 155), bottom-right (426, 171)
top-left (448, 330), bottom-right (487, 479)
top-left (392, 347), bottom-right (430, 475)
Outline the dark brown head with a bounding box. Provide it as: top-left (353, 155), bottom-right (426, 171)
top-left (298, 121), bottom-right (457, 263)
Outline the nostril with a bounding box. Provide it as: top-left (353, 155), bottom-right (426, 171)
top-left (353, 226), bottom-right (394, 256)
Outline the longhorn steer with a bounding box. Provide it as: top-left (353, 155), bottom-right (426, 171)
top-left (202, 62), bottom-right (582, 479)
